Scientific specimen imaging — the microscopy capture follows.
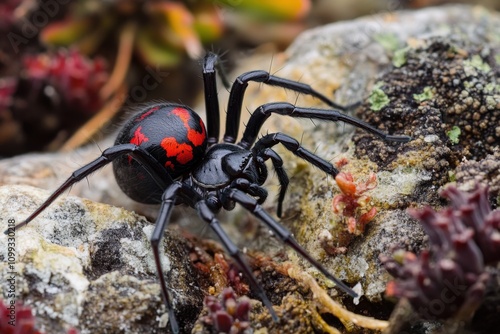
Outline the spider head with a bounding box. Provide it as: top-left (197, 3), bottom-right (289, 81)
top-left (222, 151), bottom-right (259, 183)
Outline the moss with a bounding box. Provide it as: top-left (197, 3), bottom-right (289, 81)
top-left (413, 86), bottom-right (434, 102)
top-left (368, 82), bottom-right (390, 111)
top-left (464, 55), bottom-right (491, 75)
top-left (393, 46), bottom-right (410, 68)
top-left (447, 126), bottom-right (461, 145)
top-left (374, 33), bottom-right (402, 52)
top-left (355, 39), bottom-right (499, 177)
top-left (485, 82), bottom-right (500, 93)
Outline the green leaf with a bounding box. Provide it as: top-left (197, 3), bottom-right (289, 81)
top-left (136, 29), bottom-right (181, 68)
top-left (216, 0), bottom-right (311, 21)
top-left (413, 86), bottom-right (434, 102)
top-left (447, 126), bottom-right (461, 145)
top-left (40, 18), bottom-right (92, 46)
top-left (369, 82), bottom-right (390, 111)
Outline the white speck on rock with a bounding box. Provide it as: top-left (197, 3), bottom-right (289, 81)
top-left (424, 134), bottom-right (440, 142)
top-left (352, 282), bottom-right (363, 305)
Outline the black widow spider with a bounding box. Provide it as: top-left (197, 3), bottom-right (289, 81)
top-left (9, 52), bottom-right (410, 333)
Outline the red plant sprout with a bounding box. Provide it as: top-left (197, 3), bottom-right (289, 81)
top-left (0, 300), bottom-right (41, 334)
top-left (203, 288), bottom-right (251, 334)
top-left (335, 156), bottom-right (349, 170)
top-left (214, 253), bottom-right (250, 296)
top-left (332, 171), bottom-right (378, 235)
top-left (0, 78), bottom-right (17, 113)
top-left (22, 49), bottom-right (108, 114)
top-left (0, 299), bottom-right (78, 334)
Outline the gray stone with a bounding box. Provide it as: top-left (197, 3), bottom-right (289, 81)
top-left (0, 185), bottom-right (203, 333)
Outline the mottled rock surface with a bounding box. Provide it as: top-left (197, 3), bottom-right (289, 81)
top-left (0, 185), bottom-right (204, 333)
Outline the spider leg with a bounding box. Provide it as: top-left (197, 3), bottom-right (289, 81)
top-left (256, 148), bottom-right (289, 218)
top-left (239, 102), bottom-right (412, 149)
top-left (195, 199), bottom-right (279, 321)
top-left (202, 52), bottom-right (231, 145)
top-left (254, 132), bottom-right (339, 178)
top-left (150, 182), bottom-right (185, 334)
top-left (7, 144), bottom-right (174, 232)
top-left (154, 181), bottom-right (279, 322)
top-left (253, 132), bottom-right (340, 216)
top-left (231, 178), bottom-right (268, 204)
top-left (222, 188), bottom-right (358, 298)
top-left (202, 53), bottom-right (221, 145)
top-left (223, 71), bottom-right (359, 143)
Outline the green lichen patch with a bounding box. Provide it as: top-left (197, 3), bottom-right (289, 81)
top-left (464, 55), bottom-right (492, 75)
top-left (485, 82), bottom-right (500, 93)
top-left (413, 86), bottom-right (434, 102)
top-left (393, 46), bottom-right (410, 68)
top-left (354, 38), bottom-right (500, 188)
top-left (368, 82), bottom-right (390, 111)
top-left (374, 33), bottom-right (402, 52)
top-left (447, 125), bottom-right (461, 144)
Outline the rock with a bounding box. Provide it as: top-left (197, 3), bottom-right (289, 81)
top-left (0, 185), bottom-right (204, 333)
top-left (0, 139), bottom-right (162, 219)
top-left (213, 4), bottom-right (500, 333)
top-left (455, 149), bottom-right (500, 208)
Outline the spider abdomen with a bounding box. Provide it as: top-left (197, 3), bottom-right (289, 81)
top-left (113, 103), bottom-right (208, 203)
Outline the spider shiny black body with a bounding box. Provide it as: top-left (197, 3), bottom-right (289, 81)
top-left (9, 52), bottom-right (411, 333)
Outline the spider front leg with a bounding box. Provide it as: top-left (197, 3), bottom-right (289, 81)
top-left (255, 148), bottom-right (289, 218)
top-left (223, 71), bottom-right (360, 143)
top-left (239, 102), bottom-right (412, 148)
top-left (6, 144), bottom-right (173, 232)
top-left (222, 188), bottom-right (357, 298)
top-left (231, 178), bottom-right (268, 204)
top-left (252, 134), bottom-right (334, 217)
top-left (202, 52), bottom-right (231, 145)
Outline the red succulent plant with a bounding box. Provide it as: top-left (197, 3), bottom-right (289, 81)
top-left (22, 49), bottom-right (108, 114)
top-left (333, 171), bottom-right (378, 235)
top-left (203, 288), bottom-right (252, 334)
top-left (380, 185), bottom-right (500, 320)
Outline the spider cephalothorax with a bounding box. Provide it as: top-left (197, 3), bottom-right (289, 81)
top-left (10, 52), bottom-right (411, 333)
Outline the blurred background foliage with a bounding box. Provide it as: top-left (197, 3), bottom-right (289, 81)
top-left (0, 0), bottom-right (498, 156)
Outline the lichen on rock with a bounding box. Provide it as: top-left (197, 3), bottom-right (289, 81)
top-left (0, 185), bottom-right (204, 333)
